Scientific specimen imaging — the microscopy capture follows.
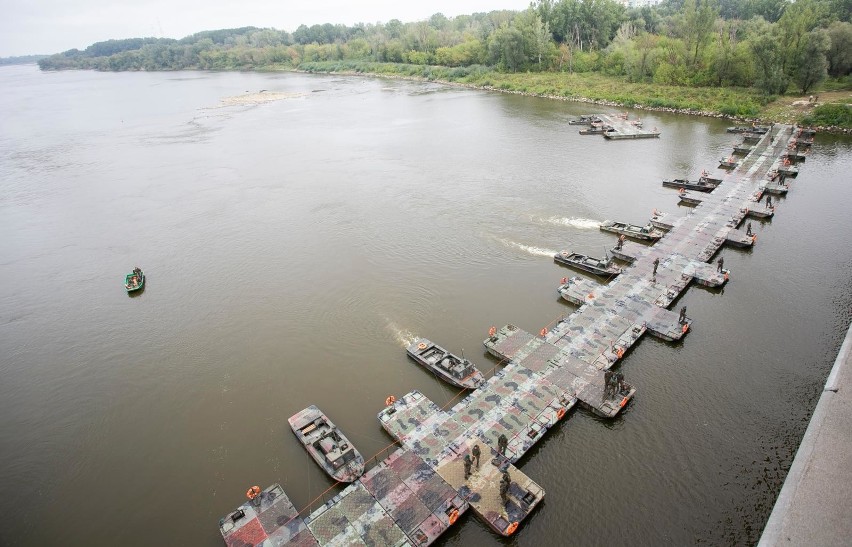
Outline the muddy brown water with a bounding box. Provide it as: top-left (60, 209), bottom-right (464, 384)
top-left (1, 65), bottom-right (850, 546)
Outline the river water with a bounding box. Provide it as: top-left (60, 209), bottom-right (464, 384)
top-left (1, 64), bottom-right (850, 546)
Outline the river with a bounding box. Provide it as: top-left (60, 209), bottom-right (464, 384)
top-left (0, 64), bottom-right (850, 546)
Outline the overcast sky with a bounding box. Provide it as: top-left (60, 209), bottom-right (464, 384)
top-left (1, 0), bottom-right (533, 57)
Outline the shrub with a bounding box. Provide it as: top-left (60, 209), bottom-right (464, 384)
top-left (802, 103), bottom-right (852, 127)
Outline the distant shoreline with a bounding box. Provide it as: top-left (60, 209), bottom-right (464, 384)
top-left (28, 63), bottom-right (851, 134)
top-left (290, 67), bottom-right (851, 135)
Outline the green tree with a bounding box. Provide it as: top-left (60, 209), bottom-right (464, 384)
top-left (750, 32), bottom-right (787, 95)
top-left (682, 0), bottom-right (718, 67)
top-left (825, 21), bottom-right (852, 76)
top-left (754, 0), bottom-right (788, 22)
top-left (516, 9), bottom-right (555, 68)
top-left (776, 0), bottom-right (822, 77)
top-left (488, 24), bottom-right (526, 71)
top-left (634, 32), bottom-right (661, 81)
top-left (712, 20), bottom-right (743, 85)
top-left (795, 29), bottom-right (830, 92)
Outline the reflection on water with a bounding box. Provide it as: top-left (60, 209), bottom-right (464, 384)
top-left (0, 64), bottom-right (850, 546)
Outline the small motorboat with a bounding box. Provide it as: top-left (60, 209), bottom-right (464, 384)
top-left (288, 405), bottom-right (364, 483)
top-left (406, 339), bottom-right (486, 389)
top-left (568, 114), bottom-right (600, 125)
top-left (125, 267), bottom-right (144, 293)
top-left (662, 178), bottom-right (719, 192)
top-left (554, 251), bottom-right (621, 277)
top-left (599, 220), bottom-right (664, 241)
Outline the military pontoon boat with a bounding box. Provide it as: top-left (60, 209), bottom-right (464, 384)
top-left (125, 267), bottom-right (144, 293)
top-left (288, 405), bottom-right (364, 483)
top-left (661, 178), bottom-right (719, 192)
top-left (599, 220), bottom-right (664, 241)
top-left (726, 125), bottom-right (769, 134)
top-left (554, 251), bottom-right (621, 277)
top-left (406, 339), bottom-right (486, 390)
top-left (568, 114), bottom-right (599, 125)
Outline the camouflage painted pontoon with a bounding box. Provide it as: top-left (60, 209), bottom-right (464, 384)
top-left (219, 484), bottom-right (316, 547)
top-left (662, 178), bottom-right (719, 192)
top-left (727, 125), bottom-right (769, 133)
top-left (288, 405), bottom-right (364, 483)
top-left (649, 211), bottom-right (675, 231)
top-left (699, 174), bottom-right (723, 185)
top-left (406, 339), bottom-right (486, 390)
top-left (568, 114), bottom-right (599, 125)
top-left (554, 250), bottom-right (621, 277)
top-left (761, 181), bottom-right (789, 195)
top-left (599, 220), bottom-right (664, 241)
top-left (777, 164), bottom-right (799, 177)
top-left (578, 122), bottom-right (610, 135)
top-left (678, 192), bottom-right (703, 206)
top-left (782, 151), bottom-right (807, 163)
top-left (719, 157), bottom-right (739, 169)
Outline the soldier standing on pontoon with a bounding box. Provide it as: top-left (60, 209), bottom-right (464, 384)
top-left (497, 433), bottom-right (508, 457)
top-left (604, 370), bottom-right (614, 397)
top-left (500, 470), bottom-right (511, 503)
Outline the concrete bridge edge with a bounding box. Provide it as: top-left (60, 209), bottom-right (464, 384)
top-left (758, 321), bottom-right (852, 546)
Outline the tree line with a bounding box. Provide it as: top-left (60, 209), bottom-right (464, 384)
top-left (1, 54), bottom-right (48, 65)
top-left (38, 0), bottom-right (852, 96)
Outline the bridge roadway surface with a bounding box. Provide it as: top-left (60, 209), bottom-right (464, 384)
top-left (218, 124), bottom-right (813, 546)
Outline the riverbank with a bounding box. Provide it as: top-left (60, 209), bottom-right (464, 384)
top-left (295, 61), bottom-right (851, 133)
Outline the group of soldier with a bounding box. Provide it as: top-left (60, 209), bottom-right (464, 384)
top-left (603, 370), bottom-right (625, 398)
top-left (462, 434), bottom-right (513, 503)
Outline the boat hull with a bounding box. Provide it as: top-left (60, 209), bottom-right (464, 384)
top-left (554, 252), bottom-right (621, 277)
top-left (761, 184), bottom-right (789, 195)
top-left (609, 247), bottom-right (635, 263)
top-left (288, 405), bottom-right (364, 483)
top-left (727, 125), bottom-right (768, 134)
top-left (662, 179), bottom-right (717, 192)
top-left (125, 272), bottom-right (144, 293)
top-left (406, 339), bottom-right (485, 390)
top-left (600, 221), bottom-right (663, 241)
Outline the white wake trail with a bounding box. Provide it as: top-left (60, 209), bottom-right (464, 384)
top-left (499, 238), bottom-right (557, 258)
top-left (545, 216), bottom-right (601, 230)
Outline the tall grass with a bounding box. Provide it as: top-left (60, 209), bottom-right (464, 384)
top-left (296, 61), bottom-right (782, 121)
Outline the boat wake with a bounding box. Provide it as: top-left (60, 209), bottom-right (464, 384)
top-left (386, 320), bottom-right (418, 348)
top-left (545, 216), bottom-right (601, 230)
top-left (499, 238), bottom-right (557, 258)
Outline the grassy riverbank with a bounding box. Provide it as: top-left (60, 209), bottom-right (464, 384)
top-left (298, 61), bottom-right (852, 130)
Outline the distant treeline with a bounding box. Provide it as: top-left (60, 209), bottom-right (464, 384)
top-left (38, 0), bottom-right (852, 96)
top-left (1, 54), bottom-right (48, 65)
